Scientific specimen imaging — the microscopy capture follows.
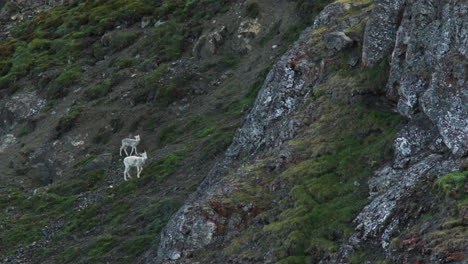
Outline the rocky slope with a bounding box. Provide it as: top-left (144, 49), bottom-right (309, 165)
top-left (0, 0), bottom-right (466, 263)
top-left (152, 0), bottom-right (467, 263)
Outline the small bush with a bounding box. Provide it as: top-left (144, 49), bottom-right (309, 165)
top-left (146, 22), bottom-right (184, 62)
top-left (88, 236), bottom-right (119, 259)
top-left (47, 68), bottom-right (82, 99)
top-left (0, 74), bottom-right (14, 90)
top-left (220, 55), bottom-right (241, 68)
top-left (436, 171), bottom-right (467, 199)
top-left (92, 128), bottom-right (112, 144)
top-left (110, 57), bottom-right (135, 69)
top-left (85, 79), bottom-right (112, 100)
top-left (29, 38), bottom-right (51, 51)
top-left (246, 2), bottom-right (260, 18)
top-left (0, 61), bottom-right (12, 75)
top-left (55, 107), bottom-right (82, 137)
top-left (110, 32), bottom-right (141, 51)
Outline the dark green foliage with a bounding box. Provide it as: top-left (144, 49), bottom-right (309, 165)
top-left (88, 236), bottom-right (119, 259)
top-left (122, 235), bottom-right (154, 257)
top-left (29, 38), bottom-right (51, 51)
top-left (159, 125), bottom-right (178, 144)
top-left (436, 171), bottom-right (467, 200)
top-left (0, 74), bottom-right (14, 90)
top-left (246, 2), bottom-right (260, 18)
top-left (110, 118), bottom-right (124, 133)
top-left (0, 191), bottom-right (76, 256)
top-left (92, 127), bottom-right (113, 144)
top-left (63, 205), bottom-right (100, 233)
top-left (58, 247), bottom-right (82, 263)
top-left (55, 107), bottom-right (82, 137)
top-left (110, 57), bottom-right (135, 69)
top-left (145, 149), bottom-right (188, 181)
top-left (110, 31), bottom-right (141, 51)
top-left (263, 107), bottom-right (402, 262)
top-left (0, 61), bottom-right (12, 75)
top-left (146, 22), bottom-right (184, 62)
top-left (85, 79), bottom-right (112, 100)
top-left (356, 57), bottom-right (390, 94)
top-left (220, 55), bottom-right (241, 68)
top-left (47, 68), bottom-right (82, 99)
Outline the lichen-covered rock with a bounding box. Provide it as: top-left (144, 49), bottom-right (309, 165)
top-left (0, 92), bottom-right (46, 134)
top-left (332, 0), bottom-right (467, 262)
top-left (362, 0), bottom-right (405, 66)
top-left (324, 31), bottom-right (353, 51)
top-left (384, 0), bottom-right (468, 155)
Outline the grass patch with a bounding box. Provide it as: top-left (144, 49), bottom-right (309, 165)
top-left (85, 79), bottom-right (112, 100)
top-left (55, 107), bottom-right (82, 137)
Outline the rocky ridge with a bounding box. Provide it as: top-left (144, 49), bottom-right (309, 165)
top-left (153, 0), bottom-right (467, 263)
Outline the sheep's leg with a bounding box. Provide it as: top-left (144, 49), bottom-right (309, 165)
top-left (129, 147), bottom-right (134, 156)
top-left (137, 166), bottom-right (143, 178)
top-left (120, 145), bottom-right (124, 156)
top-left (124, 167), bottom-right (128, 181)
top-left (134, 147), bottom-right (138, 155)
top-left (124, 147), bottom-right (129, 156)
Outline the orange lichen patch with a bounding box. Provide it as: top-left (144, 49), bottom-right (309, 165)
top-left (0, 43), bottom-right (15, 57)
top-left (211, 201), bottom-right (231, 218)
top-left (400, 237), bottom-right (421, 247)
top-left (446, 252), bottom-right (465, 261)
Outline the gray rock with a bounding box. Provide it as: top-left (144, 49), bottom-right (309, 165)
top-left (325, 32), bottom-right (353, 51)
top-left (29, 163), bottom-right (53, 185)
top-left (0, 92), bottom-right (46, 134)
top-left (362, 0), bottom-right (406, 66)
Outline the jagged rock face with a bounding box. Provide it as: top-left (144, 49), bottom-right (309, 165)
top-left (333, 0), bottom-right (467, 262)
top-left (149, 0), bottom-right (466, 262)
top-left (154, 25), bottom-right (319, 262)
top-left (0, 92), bottom-right (45, 135)
top-left (385, 0), bottom-right (467, 156)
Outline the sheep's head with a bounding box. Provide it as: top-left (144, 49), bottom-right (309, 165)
top-left (141, 152), bottom-right (147, 159)
top-left (135, 135), bottom-right (140, 140)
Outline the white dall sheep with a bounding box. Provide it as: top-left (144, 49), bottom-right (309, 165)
top-left (120, 135), bottom-right (140, 156)
top-left (123, 152), bottom-right (148, 181)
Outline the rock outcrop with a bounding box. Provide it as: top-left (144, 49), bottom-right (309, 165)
top-left (152, 0), bottom-right (467, 263)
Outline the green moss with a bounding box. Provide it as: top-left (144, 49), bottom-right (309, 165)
top-left (220, 55), bottom-right (241, 68)
top-left (55, 107), bottom-right (82, 137)
top-left (110, 31), bottom-right (141, 51)
top-left (29, 38), bottom-right (51, 51)
top-left (85, 79), bottom-right (112, 100)
top-left (122, 235), bottom-right (154, 257)
top-left (349, 251), bottom-right (368, 263)
top-left (0, 60), bottom-right (12, 75)
top-left (246, 2), bottom-right (261, 18)
top-left (47, 67), bottom-right (82, 99)
top-left (58, 247), bottom-right (82, 263)
top-left (62, 205), bottom-right (100, 234)
top-left (110, 57), bottom-right (135, 69)
top-left (88, 236), bottom-right (119, 259)
top-left (145, 149), bottom-right (188, 181)
top-left (145, 21), bottom-right (184, 61)
top-left (436, 171), bottom-right (467, 200)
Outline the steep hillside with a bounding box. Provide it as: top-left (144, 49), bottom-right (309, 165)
top-left (0, 0), bottom-right (466, 264)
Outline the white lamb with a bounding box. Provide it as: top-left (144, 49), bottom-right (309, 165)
top-left (120, 135), bottom-right (140, 156)
top-left (123, 152), bottom-right (148, 181)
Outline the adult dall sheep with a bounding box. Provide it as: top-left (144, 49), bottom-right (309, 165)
top-left (120, 135), bottom-right (140, 156)
top-left (123, 152), bottom-right (148, 181)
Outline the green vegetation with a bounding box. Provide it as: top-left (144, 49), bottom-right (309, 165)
top-left (55, 107), bottom-right (82, 137)
top-left (246, 2), bottom-right (261, 18)
top-left (47, 67), bottom-right (82, 99)
top-left (85, 79), bottom-right (112, 100)
top-left (436, 171), bottom-right (467, 199)
top-left (88, 236), bottom-right (119, 259)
